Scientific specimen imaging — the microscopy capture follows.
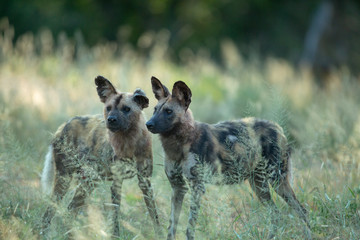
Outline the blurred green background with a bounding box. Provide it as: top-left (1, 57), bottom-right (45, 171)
top-left (1, 1), bottom-right (360, 239)
top-left (1, 0), bottom-right (360, 71)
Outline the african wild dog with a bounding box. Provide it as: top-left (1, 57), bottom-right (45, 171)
top-left (146, 77), bottom-right (312, 240)
top-left (41, 76), bottom-right (161, 237)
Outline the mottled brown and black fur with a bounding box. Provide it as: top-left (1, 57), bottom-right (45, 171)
top-left (146, 77), bottom-right (311, 240)
top-left (41, 76), bottom-right (160, 238)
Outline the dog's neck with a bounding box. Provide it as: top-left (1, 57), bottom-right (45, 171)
top-left (159, 109), bottom-right (197, 161)
top-left (108, 123), bottom-right (143, 159)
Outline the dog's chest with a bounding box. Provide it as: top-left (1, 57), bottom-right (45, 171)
top-left (165, 152), bottom-right (199, 181)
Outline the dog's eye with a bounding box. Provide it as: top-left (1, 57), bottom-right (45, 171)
top-left (106, 106), bottom-right (111, 112)
top-left (165, 109), bottom-right (173, 114)
top-left (123, 106), bottom-right (131, 113)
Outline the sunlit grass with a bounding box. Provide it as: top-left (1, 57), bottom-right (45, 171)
top-left (1, 20), bottom-right (360, 239)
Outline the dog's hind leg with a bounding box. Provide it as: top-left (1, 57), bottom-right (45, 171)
top-left (42, 173), bottom-right (72, 233)
top-left (270, 177), bottom-right (312, 239)
top-left (248, 171), bottom-right (280, 238)
top-left (68, 180), bottom-right (94, 216)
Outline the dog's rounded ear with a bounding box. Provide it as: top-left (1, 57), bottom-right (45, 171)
top-left (172, 81), bottom-right (192, 110)
top-left (151, 76), bottom-right (170, 100)
top-left (133, 88), bottom-right (149, 109)
top-left (95, 76), bottom-right (117, 103)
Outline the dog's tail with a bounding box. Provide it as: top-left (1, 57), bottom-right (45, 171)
top-left (41, 145), bottom-right (55, 195)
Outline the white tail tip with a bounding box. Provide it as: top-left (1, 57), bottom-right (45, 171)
top-left (41, 145), bottom-right (55, 195)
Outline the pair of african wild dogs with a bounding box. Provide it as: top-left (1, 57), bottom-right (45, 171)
top-left (41, 76), bottom-right (311, 239)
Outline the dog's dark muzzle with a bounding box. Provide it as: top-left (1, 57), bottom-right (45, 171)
top-left (146, 120), bottom-right (157, 133)
top-left (107, 116), bottom-right (123, 132)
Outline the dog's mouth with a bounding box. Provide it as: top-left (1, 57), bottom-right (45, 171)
top-left (107, 125), bottom-right (125, 133)
top-left (146, 120), bottom-right (159, 134)
top-left (146, 128), bottom-right (157, 134)
top-left (146, 122), bottom-right (175, 135)
top-left (146, 125), bottom-right (162, 134)
top-left (108, 127), bottom-right (120, 132)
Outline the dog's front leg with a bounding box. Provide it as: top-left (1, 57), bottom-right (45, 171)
top-left (110, 157), bottom-right (135, 238)
top-left (166, 168), bottom-right (188, 240)
top-left (186, 179), bottom-right (205, 240)
top-left (137, 174), bottom-right (162, 236)
top-left (110, 173), bottom-right (123, 238)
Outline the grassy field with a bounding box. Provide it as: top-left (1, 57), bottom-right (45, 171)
top-left (1, 27), bottom-right (360, 240)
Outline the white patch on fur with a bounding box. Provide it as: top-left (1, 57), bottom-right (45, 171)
top-left (164, 158), bottom-right (176, 178)
top-left (182, 152), bottom-right (198, 179)
top-left (41, 145), bottom-right (55, 195)
top-left (227, 135), bottom-right (238, 144)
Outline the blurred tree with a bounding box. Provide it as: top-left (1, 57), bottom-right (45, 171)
top-left (300, 0), bottom-right (360, 81)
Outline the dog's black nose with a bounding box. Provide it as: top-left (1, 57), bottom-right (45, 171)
top-left (107, 116), bottom-right (117, 123)
top-left (146, 121), bottom-right (154, 130)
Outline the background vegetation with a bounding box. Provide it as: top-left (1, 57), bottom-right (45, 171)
top-left (1, 1), bottom-right (360, 239)
top-left (1, 0), bottom-right (360, 69)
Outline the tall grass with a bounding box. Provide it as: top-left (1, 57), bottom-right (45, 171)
top-left (1, 19), bottom-right (360, 239)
